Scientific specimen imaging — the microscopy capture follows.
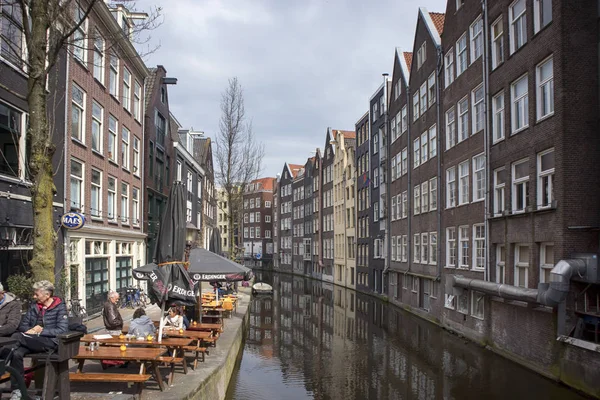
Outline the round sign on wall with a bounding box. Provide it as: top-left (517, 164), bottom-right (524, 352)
top-left (61, 212), bottom-right (85, 230)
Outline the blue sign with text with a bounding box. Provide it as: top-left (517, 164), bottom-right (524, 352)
top-left (61, 212), bottom-right (85, 230)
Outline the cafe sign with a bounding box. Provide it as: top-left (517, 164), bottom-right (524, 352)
top-left (61, 212), bottom-right (85, 230)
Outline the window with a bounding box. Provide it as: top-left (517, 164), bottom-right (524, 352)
top-left (472, 154), bottom-right (485, 202)
top-left (536, 56), bottom-right (554, 120)
top-left (265, 230), bottom-right (271, 239)
top-left (187, 171), bottom-right (193, 192)
top-left (471, 291), bottom-right (484, 319)
top-left (132, 187), bottom-right (139, 225)
top-left (493, 168), bottom-right (506, 216)
top-left (456, 0), bottom-right (464, 10)
top-left (121, 183), bottom-right (129, 224)
top-left (391, 196), bottom-right (397, 220)
top-left (473, 224), bottom-right (485, 270)
top-left (401, 148), bottom-right (407, 175)
top-left (413, 234), bottom-right (420, 263)
top-left (123, 68), bottom-right (131, 111)
top-left (417, 42), bottom-right (426, 69)
top-left (394, 79), bottom-right (401, 100)
top-left (420, 83), bottom-right (427, 115)
top-left (265, 201), bottom-right (271, 208)
top-left (491, 17), bottom-right (504, 69)
top-left (107, 176), bottom-right (117, 221)
top-left (401, 191), bottom-right (407, 218)
top-left (90, 169), bottom-right (102, 218)
top-left (421, 233), bottom-right (429, 264)
top-left (414, 185), bottom-right (420, 215)
top-left (537, 148), bottom-right (554, 208)
top-left (121, 127), bottom-right (130, 170)
top-left (91, 102), bottom-right (103, 153)
top-left (108, 116), bottom-right (117, 162)
top-left (470, 17), bottom-right (483, 62)
top-left (155, 111), bottom-right (166, 147)
top-left (444, 48), bottom-right (455, 87)
top-left (401, 106), bottom-right (408, 133)
top-left (458, 292), bottom-right (469, 314)
top-left (458, 161), bottom-right (469, 205)
top-left (429, 124), bottom-right (437, 158)
top-left (428, 74), bottom-right (436, 108)
top-left (421, 182), bottom-right (428, 213)
top-left (429, 232), bottom-right (437, 264)
top-left (93, 34), bottom-right (104, 84)
top-left (372, 102), bottom-right (378, 121)
top-left (133, 137), bottom-right (140, 175)
top-left (72, 6), bottom-right (87, 64)
top-left (446, 167), bottom-right (456, 208)
top-left (496, 245), bottom-right (506, 283)
top-left (401, 236), bottom-right (407, 262)
top-left (446, 227), bottom-right (456, 267)
top-left (133, 81), bottom-right (142, 121)
top-left (512, 159), bottom-right (529, 212)
top-left (255, 227), bottom-right (261, 238)
top-left (515, 245), bottom-right (530, 288)
top-left (391, 235), bottom-right (397, 261)
top-left (391, 156), bottom-right (398, 181)
top-left (373, 133), bottom-right (379, 154)
top-left (459, 226), bottom-right (469, 269)
top-left (265, 215), bottom-right (271, 223)
top-left (458, 97), bottom-right (469, 142)
top-left (509, 0), bottom-right (527, 54)
top-left (413, 92), bottom-right (420, 121)
top-left (374, 202), bottom-right (379, 222)
top-left (472, 85), bottom-right (484, 133)
top-left (540, 243), bottom-right (554, 283)
top-left (109, 53), bottom-right (119, 97)
top-left (414, 137), bottom-right (420, 168)
top-left (456, 33), bottom-right (467, 76)
top-left (446, 107), bottom-right (456, 150)
top-left (445, 293), bottom-right (456, 310)
top-left (71, 84), bottom-right (85, 142)
top-left (492, 91), bottom-right (505, 142)
top-left (421, 132), bottom-right (428, 164)
top-left (511, 75), bottom-right (529, 133)
top-left (429, 178), bottom-right (437, 210)
top-left (176, 161), bottom-right (182, 181)
top-left (373, 168), bottom-right (379, 188)
top-left (70, 159), bottom-right (83, 210)
top-left (534, 0), bottom-right (552, 33)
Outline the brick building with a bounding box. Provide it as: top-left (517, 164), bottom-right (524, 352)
top-left (302, 156), bottom-right (317, 277)
top-left (275, 163), bottom-right (301, 272)
top-left (65, 2), bottom-right (149, 314)
top-left (291, 165), bottom-right (306, 275)
top-left (355, 112), bottom-right (370, 291)
top-left (242, 177), bottom-right (276, 268)
top-left (309, 150), bottom-right (322, 279)
top-left (143, 66), bottom-right (177, 262)
top-left (321, 130), bottom-right (335, 282)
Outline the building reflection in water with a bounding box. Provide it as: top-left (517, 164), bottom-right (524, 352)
top-left (227, 272), bottom-right (585, 400)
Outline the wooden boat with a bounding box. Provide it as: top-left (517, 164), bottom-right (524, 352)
top-left (252, 282), bottom-right (273, 295)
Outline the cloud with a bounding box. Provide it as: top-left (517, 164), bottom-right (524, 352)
top-left (143, 0), bottom-right (446, 178)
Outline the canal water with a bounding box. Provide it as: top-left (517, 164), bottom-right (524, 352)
top-left (225, 272), bottom-right (588, 400)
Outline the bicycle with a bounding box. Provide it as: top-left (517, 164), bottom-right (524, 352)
top-left (68, 299), bottom-right (88, 319)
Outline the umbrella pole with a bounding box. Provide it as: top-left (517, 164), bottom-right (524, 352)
top-left (158, 302), bottom-right (166, 343)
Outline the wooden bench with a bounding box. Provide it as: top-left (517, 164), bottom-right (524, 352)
top-left (69, 372), bottom-right (150, 397)
top-left (182, 346), bottom-right (208, 369)
top-left (156, 356), bottom-right (187, 385)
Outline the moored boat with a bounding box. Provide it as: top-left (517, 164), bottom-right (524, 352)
top-left (252, 282), bottom-right (273, 295)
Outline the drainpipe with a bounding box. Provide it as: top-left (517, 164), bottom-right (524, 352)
top-left (63, 55), bottom-right (71, 299)
top-left (383, 73), bottom-right (391, 286)
top-left (435, 44), bottom-right (443, 281)
top-left (405, 74), bottom-right (412, 282)
top-left (481, 0), bottom-right (491, 282)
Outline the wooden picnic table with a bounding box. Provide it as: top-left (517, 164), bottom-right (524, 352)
top-left (188, 323), bottom-right (222, 333)
top-left (74, 346), bottom-right (167, 391)
top-left (81, 334), bottom-right (192, 348)
top-left (164, 330), bottom-right (212, 340)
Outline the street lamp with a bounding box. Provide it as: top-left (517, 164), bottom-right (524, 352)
top-left (0, 218), bottom-right (15, 249)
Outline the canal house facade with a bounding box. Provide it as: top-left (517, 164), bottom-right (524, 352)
top-left (355, 113), bottom-right (370, 292)
top-left (291, 165), bottom-right (306, 276)
top-left (242, 177), bottom-right (276, 268)
top-left (321, 131), bottom-right (335, 282)
top-left (66, 2), bottom-right (149, 314)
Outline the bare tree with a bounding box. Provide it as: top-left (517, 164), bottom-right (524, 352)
top-left (215, 77), bottom-right (264, 259)
top-left (3, 0), bottom-right (161, 281)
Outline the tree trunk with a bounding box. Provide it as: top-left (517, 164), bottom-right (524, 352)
top-left (28, 1), bottom-right (57, 283)
top-left (227, 191), bottom-right (234, 259)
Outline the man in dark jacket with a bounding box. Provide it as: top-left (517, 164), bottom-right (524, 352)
top-left (0, 283), bottom-right (22, 337)
top-left (103, 290), bottom-right (123, 334)
top-left (0, 280), bottom-right (68, 400)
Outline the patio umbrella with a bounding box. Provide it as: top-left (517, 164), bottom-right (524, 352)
top-left (133, 182), bottom-right (194, 341)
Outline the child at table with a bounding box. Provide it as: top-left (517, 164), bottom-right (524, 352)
top-left (165, 307), bottom-right (185, 330)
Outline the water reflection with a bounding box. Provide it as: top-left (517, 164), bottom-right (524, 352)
top-left (226, 272), bottom-right (586, 400)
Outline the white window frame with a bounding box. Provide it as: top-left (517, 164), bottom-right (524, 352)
top-left (108, 115), bottom-right (118, 163)
top-left (429, 177), bottom-right (437, 211)
top-left (91, 101), bottom-right (103, 154)
top-left (428, 73), bottom-right (436, 108)
top-left (401, 106), bottom-right (408, 133)
top-left (533, 0), bottom-right (552, 34)
top-left (496, 245), bottom-right (506, 284)
top-left (133, 81), bottom-right (142, 121)
top-left (512, 158), bottom-right (529, 213)
top-left (109, 52), bottom-right (119, 97)
top-left (420, 82), bottom-right (427, 115)
top-left (509, 0), bottom-right (527, 54)
top-left (417, 42), bottom-right (426, 69)
top-left (107, 176), bottom-right (117, 221)
top-left (445, 107), bottom-right (456, 150)
top-left (401, 191), bottom-right (407, 219)
top-left (71, 84), bottom-right (86, 143)
top-left (421, 233), bottom-right (429, 264)
top-left (491, 17), bottom-right (504, 69)
top-left (492, 91), bottom-right (505, 143)
top-left (413, 92), bottom-right (420, 121)
top-left (515, 244), bottom-right (530, 288)
top-left (429, 232), bottom-right (437, 265)
top-left (472, 154), bottom-right (485, 202)
top-left (121, 126), bottom-right (130, 170)
top-left (133, 136), bottom-right (140, 176)
top-left (421, 181), bottom-right (428, 213)
top-left (70, 159), bottom-right (84, 210)
top-left (471, 291), bottom-right (485, 320)
top-left (493, 167), bottom-right (506, 216)
top-left (444, 47), bottom-right (455, 88)
top-left (121, 182), bottom-right (129, 224)
top-left (537, 148), bottom-right (554, 209)
top-left (413, 137), bottom-right (420, 169)
top-left (72, 7), bottom-right (87, 64)
top-left (511, 74), bottom-right (529, 133)
top-left (457, 97), bottom-right (469, 143)
top-left (446, 227), bottom-right (456, 268)
top-left (472, 224), bottom-right (485, 270)
top-left (414, 185), bottom-right (421, 215)
top-left (90, 168), bottom-right (102, 218)
top-left (123, 68), bottom-right (131, 112)
top-left (401, 148), bottom-right (407, 175)
top-left (456, 33), bottom-right (467, 76)
top-left (93, 34), bottom-right (105, 84)
top-left (420, 132), bottom-right (428, 165)
top-left (458, 225), bottom-right (469, 269)
top-left (470, 16), bottom-right (483, 62)
top-left (446, 167), bottom-right (456, 209)
top-left (536, 56), bottom-right (554, 121)
top-left (413, 234), bottom-right (420, 263)
top-left (458, 160), bottom-right (470, 206)
top-left (132, 187), bottom-right (140, 226)
top-left (429, 124), bottom-right (437, 159)
top-left (471, 84), bottom-right (484, 134)
top-left (540, 243), bottom-right (554, 283)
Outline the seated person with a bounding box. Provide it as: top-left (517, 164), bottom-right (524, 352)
top-left (128, 308), bottom-right (156, 337)
top-left (0, 283), bottom-right (22, 337)
top-left (165, 307), bottom-right (185, 330)
top-left (0, 280), bottom-right (68, 400)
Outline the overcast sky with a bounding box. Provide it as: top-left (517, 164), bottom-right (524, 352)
top-left (144, 0), bottom-right (446, 178)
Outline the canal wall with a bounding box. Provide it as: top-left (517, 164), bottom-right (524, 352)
top-left (257, 268), bottom-right (600, 398)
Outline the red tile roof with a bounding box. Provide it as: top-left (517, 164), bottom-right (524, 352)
top-left (251, 177), bottom-right (276, 191)
top-left (332, 129), bottom-right (356, 139)
top-left (288, 164), bottom-right (304, 178)
top-left (403, 52), bottom-right (413, 72)
top-left (429, 12), bottom-right (445, 35)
